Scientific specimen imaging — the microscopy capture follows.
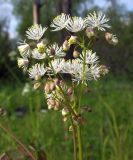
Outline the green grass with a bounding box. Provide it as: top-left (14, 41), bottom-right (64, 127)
top-left (0, 77), bottom-right (133, 160)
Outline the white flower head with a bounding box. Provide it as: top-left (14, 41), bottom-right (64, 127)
top-left (28, 63), bottom-right (47, 80)
top-left (85, 11), bottom-right (111, 31)
top-left (66, 16), bottom-right (85, 32)
top-left (26, 24), bottom-right (47, 40)
top-left (50, 59), bottom-right (65, 74)
top-left (47, 43), bottom-right (66, 58)
top-left (18, 41), bottom-right (30, 58)
top-left (90, 64), bottom-right (101, 80)
top-left (32, 48), bottom-right (46, 59)
top-left (18, 58), bottom-right (29, 71)
top-left (50, 13), bottom-right (70, 31)
top-left (68, 36), bottom-right (77, 45)
top-left (70, 60), bottom-right (92, 84)
top-left (80, 50), bottom-right (99, 65)
top-left (37, 40), bottom-right (46, 53)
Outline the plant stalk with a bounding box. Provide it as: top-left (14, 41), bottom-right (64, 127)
top-left (70, 117), bottom-right (77, 160)
top-left (77, 125), bottom-right (83, 160)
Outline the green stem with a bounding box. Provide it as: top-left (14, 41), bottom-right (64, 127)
top-left (70, 117), bottom-right (77, 160)
top-left (77, 125), bottom-right (83, 160)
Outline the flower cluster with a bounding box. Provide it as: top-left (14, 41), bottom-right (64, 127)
top-left (17, 11), bottom-right (118, 125)
top-left (50, 11), bottom-right (110, 32)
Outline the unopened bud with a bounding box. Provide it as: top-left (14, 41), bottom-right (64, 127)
top-left (86, 28), bottom-right (95, 38)
top-left (63, 40), bottom-right (70, 51)
top-left (69, 125), bottom-right (73, 132)
top-left (62, 107), bottom-right (69, 116)
top-left (34, 82), bottom-right (41, 90)
top-left (73, 51), bottom-right (80, 58)
top-left (105, 32), bottom-right (113, 41)
top-left (50, 48), bottom-right (55, 55)
top-left (48, 98), bottom-right (56, 106)
top-left (68, 36), bottom-right (77, 45)
top-left (111, 37), bottom-right (118, 45)
top-left (105, 32), bottom-right (118, 45)
top-left (50, 82), bottom-right (55, 91)
top-left (67, 87), bottom-right (73, 95)
top-left (100, 65), bottom-right (109, 75)
top-left (55, 101), bottom-right (60, 108)
top-left (54, 79), bottom-right (60, 86)
top-left (44, 83), bottom-right (51, 93)
top-left (63, 116), bottom-right (68, 122)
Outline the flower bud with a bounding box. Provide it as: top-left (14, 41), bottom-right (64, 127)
top-left (105, 32), bottom-right (113, 41)
top-left (73, 51), bottom-right (80, 58)
top-left (55, 101), bottom-right (60, 107)
top-left (86, 28), bottom-right (95, 38)
top-left (68, 36), bottom-right (77, 45)
top-left (69, 125), bottom-right (73, 132)
top-left (63, 40), bottom-right (70, 51)
top-left (105, 32), bottom-right (118, 45)
top-left (37, 41), bottom-right (46, 53)
top-left (50, 82), bottom-right (55, 91)
top-left (62, 107), bottom-right (69, 116)
top-left (44, 83), bottom-right (51, 93)
top-left (48, 98), bottom-right (56, 106)
top-left (100, 65), bottom-right (109, 75)
top-left (111, 37), bottom-right (118, 45)
top-left (54, 79), bottom-right (60, 86)
top-left (67, 87), bottom-right (73, 95)
top-left (49, 48), bottom-right (55, 55)
top-left (63, 116), bottom-right (68, 122)
top-left (54, 101), bottom-right (60, 110)
top-left (34, 82), bottom-right (41, 90)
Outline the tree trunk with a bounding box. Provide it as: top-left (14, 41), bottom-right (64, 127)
top-left (62, 0), bottom-right (72, 15)
top-left (33, 0), bottom-right (41, 24)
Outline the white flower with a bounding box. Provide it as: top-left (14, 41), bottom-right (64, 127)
top-left (50, 13), bottom-right (70, 31)
top-left (90, 64), bottom-right (101, 80)
top-left (61, 59), bottom-right (100, 84)
top-left (85, 11), bottom-right (111, 31)
top-left (50, 59), bottom-right (65, 74)
top-left (17, 58), bottom-right (29, 71)
top-left (68, 36), bottom-right (77, 45)
top-left (66, 17), bottom-right (85, 32)
top-left (32, 48), bottom-right (46, 59)
top-left (47, 43), bottom-right (66, 58)
top-left (18, 41), bottom-right (30, 58)
top-left (37, 41), bottom-right (46, 53)
top-left (80, 50), bottom-right (99, 64)
top-left (26, 24), bottom-right (47, 40)
top-left (28, 63), bottom-right (47, 80)
top-left (70, 60), bottom-right (92, 83)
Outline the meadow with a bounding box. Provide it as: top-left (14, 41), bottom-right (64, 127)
top-left (0, 75), bottom-right (133, 160)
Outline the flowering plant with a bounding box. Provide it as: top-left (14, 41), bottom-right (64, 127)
top-left (17, 11), bottom-right (118, 160)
